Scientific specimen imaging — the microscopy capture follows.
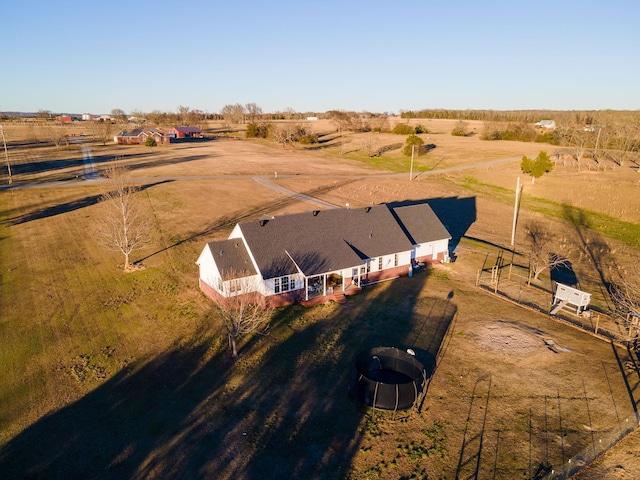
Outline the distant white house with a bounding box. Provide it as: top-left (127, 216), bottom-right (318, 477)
top-left (535, 120), bottom-right (556, 130)
top-left (197, 203), bottom-right (451, 307)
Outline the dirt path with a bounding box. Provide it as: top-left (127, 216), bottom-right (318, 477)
top-left (251, 176), bottom-right (340, 209)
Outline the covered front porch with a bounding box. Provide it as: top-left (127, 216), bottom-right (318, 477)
top-left (302, 265), bottom-right (365, 302)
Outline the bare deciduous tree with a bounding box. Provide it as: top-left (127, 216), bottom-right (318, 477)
top-left (244, 103), bottom-right (263, 123)
top-left (50, 126), bottom-right (69, 148)
top-left (609, 269), bottom-right (640, 342)
top-left (211, 275), bottom-right (271, 357)
top-left (524, 222), bottom-right (569, 282)
top-left (451, 120), bottom-right (469, 137)
top-left (567, 129), bottom-right (591, 170)
top-left (370, 115), bottom-right (390, 133)
top-left (610, 270), bottom-right (640, 318)
top-left (177, 105), bottom-right (190, 125)
top-left (220, 103), bottom-right (245, 128)
top-left (90, 120), bottom-right (115, 146)
top-left (96, 161), bottom-right (150, 271)
top-left (609, 125), bottom-right (638, 167)
top-left (110, 108), bottom-right (127, 123)
top-left (269, 123), bottom-right (302, 149)
top-left (360, 136), bottom-right (376, 157)
top-left (283, 107), bottom-right (297, 120)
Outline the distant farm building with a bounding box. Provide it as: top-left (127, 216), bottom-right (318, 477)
top-left (169, 126), bottom-right (202, 139)
top-left (114, 128), bottom-right (170, 145)
top-left (535, 120), bottom-right (556, 130)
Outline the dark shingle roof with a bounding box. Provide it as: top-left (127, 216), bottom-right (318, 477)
top-left (390, 203), bottom-right (451, 245)
top-left (118, 128), bottom-right (164, 138)
top-left (206, 239), bottom-right (256, 280)
top-left (173, 126), bottom-right (201, 133)
top-left (238, 205), bottom-right (416, 278)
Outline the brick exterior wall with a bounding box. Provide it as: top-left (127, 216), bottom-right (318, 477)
top-left (200, 257), bottom-right (444, 308)
top-left (199, 278), bottom-right (303, 309)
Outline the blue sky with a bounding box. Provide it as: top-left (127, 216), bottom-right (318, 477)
top-left (2, 0), bottom-right (638, 114)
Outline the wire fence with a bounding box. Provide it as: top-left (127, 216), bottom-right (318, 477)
top-left (475, 249), bottom-right (640, 478)
top-left (476, 252), bottom-right (633, 346)
top-left (542, 422), bottom-right (638, 479)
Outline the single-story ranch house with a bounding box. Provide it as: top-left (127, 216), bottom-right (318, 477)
top-left (169, 126), bottom-right (202, 138)
top-left (114, 128), bottom-right (170, 145)
top-left (197, 203), bottom-right (451, 307)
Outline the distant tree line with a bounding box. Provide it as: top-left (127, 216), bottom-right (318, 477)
top-left (5, 105), bottom-right (638, 167)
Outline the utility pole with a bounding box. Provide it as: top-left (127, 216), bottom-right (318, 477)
top-left (511, 177), bottom-right (522, 247)
top-left (594, 126), bottom-right (602, 157)
top-left (508, 177), bottom-right (523, 280)
top-left (0, 125), bottom-right (12, 185)
top-left (409, 144), bottom-right (414, 181)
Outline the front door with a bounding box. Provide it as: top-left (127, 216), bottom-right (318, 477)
top-left (352, 267), bottom-right (359, 286)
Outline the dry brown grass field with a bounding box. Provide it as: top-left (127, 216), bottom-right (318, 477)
top-left (1, 118), bottom-right (640, 479)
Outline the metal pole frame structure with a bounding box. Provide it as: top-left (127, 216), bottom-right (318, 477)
top-left (0, 125), bottom-right (12, 185)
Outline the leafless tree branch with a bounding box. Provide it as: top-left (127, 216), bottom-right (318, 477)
top-left (95, 160), bottom-right (151, 271)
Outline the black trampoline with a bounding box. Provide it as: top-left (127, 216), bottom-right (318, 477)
top-left (349, 347), bottom-right (426, 414)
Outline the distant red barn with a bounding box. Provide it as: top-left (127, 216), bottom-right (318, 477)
top-left (170, 126), bottom-right (202, 138)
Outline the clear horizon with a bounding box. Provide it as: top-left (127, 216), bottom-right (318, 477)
top-left (2, 0), bottom-right (639, 115)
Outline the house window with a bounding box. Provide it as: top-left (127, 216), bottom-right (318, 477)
top-left (378, 257), bottom-right (383, 270)
top-left (274, 276), bottom-right (294, 294)
top-left (229, 279), bottom-right (240, 293)
top-left (394, 254), bottom-right (399, 267)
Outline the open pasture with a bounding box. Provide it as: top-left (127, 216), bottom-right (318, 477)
top-left (1, 119), bottom-right (640, 478)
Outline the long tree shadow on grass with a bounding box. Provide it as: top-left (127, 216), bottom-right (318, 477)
top-left (0, 265), bottom-right (456, 479)
top-left (561, 204), bottom-right (614, 308)
top-left (9, 152), bottom-right (154, 178)
top-left (2, 181), bottom-right (172, 226)
top-left (8, 148), bottom-right (214, 185)
top-left (218, 268), bottom-right (456, 479)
